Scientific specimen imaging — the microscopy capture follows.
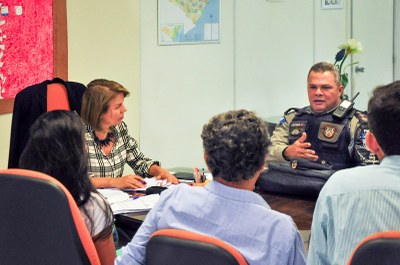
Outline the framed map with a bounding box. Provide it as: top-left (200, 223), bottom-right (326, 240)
top-left (158, 0), bottom-right (220, 45)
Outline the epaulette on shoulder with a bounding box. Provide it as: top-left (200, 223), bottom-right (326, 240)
top-left (284, 107), bottom-right (299, 115)
top-left (354, 110), bottom-right (368, 124)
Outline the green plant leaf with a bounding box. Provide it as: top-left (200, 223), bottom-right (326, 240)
top-left (341, 73), bottom-right (348, 88)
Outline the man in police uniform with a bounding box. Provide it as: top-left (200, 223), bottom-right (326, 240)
top-left (267, 62), bottom-right (378, 170)
top-left (261, 62), bottom-right (378, 197)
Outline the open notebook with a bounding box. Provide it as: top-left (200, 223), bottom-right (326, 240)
top-left (98, 188), bottom-right (160, 215)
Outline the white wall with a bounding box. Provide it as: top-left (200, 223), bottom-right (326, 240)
top-left (67, 0), bottom-right (141, 141)
top-left (0, 113), bottom-right (12, 168)
top-left (235, 0), bottom-right (314, 121)
top-left (139, 1), bottom-right (235, 169)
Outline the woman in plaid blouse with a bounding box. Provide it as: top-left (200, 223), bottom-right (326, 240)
top-left (81, 79), bottom-right (178, 189)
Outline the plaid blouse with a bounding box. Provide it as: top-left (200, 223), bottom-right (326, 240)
top-left (85, 122), bottom-right (159, 178)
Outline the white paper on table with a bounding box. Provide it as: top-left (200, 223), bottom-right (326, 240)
top-left (111, 194), bottom-right (160, 214)
top-left (134, 177), bottom-right (171, 192)
top-left (98, 188), bottom-right (130, 204)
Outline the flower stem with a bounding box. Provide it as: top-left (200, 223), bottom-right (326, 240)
top-left (339, 54), bottom-right (348, 75)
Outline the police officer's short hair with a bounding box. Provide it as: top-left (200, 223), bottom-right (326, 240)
top-left (308, 62), bottom-right (341, 87)
top-left (367, 80), bottom-right (400, 155)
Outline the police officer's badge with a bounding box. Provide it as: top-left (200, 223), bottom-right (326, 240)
top-left (323, 126), bottom-right (336, 139)
top-left (318, 121), bottom-right (344, 143)
top-left (291, 160), bottom-right (298, 169)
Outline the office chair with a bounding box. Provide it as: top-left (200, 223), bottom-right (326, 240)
top-left (146, 229), bottom-right (248, 265)
top-left (47, 82), bottom-right (71, 111)
top-left (347, 231), bottom-right (400, 265)
top-left (0, 169), bottom-right (100, 265)
top-left (8, 78), bottom-right (86, 168)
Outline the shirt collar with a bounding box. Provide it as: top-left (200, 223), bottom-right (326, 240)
top-left (380, 155), bottom-right (400, 165)
top-left (205, 180), bottom-right (270, 209)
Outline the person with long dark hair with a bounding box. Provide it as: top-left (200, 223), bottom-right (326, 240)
top-left (19, 110), bottom-right (115, 265)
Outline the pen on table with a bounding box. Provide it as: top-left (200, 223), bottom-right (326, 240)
top-left (129, 192), bottom-right (144, 198)
top-left (193, 167), bottom-right (200, 183)
top-left (139, 179), bottom-right (147, 187)
top-left (131, 196), bottom-right (140, 200)
top-left (197, 168), bottom-right (201, 183)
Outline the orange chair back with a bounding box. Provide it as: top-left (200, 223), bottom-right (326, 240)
top-left (47, 82), bottom-right (70, 111)
top-left (146, 228), bottom-right (248, 265)
top-left (0, 169), bottom-right (100, 265)
top-left (347, 231), bottom-right (400, 265)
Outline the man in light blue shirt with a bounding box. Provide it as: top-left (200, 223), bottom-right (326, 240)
top-left (308, 80), bottom-right (400, 265)
top-left (115, 109), bottom-right (306, 265)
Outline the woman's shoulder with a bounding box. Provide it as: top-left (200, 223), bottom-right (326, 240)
top-left (81, 192), bottom-right (113, 238)
top-left (89, 192), bottom-right (113, 223)
top-left (114, 122), bottom-right (135, 141)
top-left (89, 192), bottom-right (109, 207)
top-left (112, 122), bottom-right (127, 134)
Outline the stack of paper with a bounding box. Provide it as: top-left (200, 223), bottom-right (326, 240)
top-left (98, 188), bottom-right (160, 214)
top-left (98, 188), bottom-right (130, 204)
top-left (136, 177), bottom-right (171, 191)
top-left (111, 194), bottom-right (160, 215)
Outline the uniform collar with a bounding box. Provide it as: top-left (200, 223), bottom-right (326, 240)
top-left (306, 103), bottom-right (340, 115)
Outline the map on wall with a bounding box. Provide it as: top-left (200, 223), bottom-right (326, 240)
top-left (158, 0), bottom-right (220, 45)
top-left (0, 0), bottom-right (53, 100)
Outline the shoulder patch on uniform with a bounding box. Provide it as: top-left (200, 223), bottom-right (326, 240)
top-left (278, 117), bottom-right (286, 125)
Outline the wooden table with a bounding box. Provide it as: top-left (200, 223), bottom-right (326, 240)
top-left (255, 188), bottom-right (316, 230)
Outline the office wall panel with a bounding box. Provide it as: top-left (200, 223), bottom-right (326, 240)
top-left (235, 0), bottom-right (314, 122)
top-left (67, 0), bottom-right (141, 140)
top-left (140, 1), bottom-right (234, 169)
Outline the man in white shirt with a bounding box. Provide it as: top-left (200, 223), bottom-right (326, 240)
top-left (308, 80), bottom-right (400, 265)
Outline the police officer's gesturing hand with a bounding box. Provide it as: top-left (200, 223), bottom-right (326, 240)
top-left (283, 132), bottom-right (319, 161)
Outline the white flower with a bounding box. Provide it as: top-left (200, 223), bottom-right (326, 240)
top-left (334, 38), bottom-right (363, 93)
top-left (338, 38), bottom-right (363, 55)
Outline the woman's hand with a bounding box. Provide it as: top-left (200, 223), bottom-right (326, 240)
top-left (155, 171), bottom-right (179, 184)
top-left (112, 174), bottom-right (147, 189)
top-left (149, 164), bottom-right (179, 184)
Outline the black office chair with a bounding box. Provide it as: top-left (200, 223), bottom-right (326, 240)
top-left (347, 231), bottom-right (400, 265)
top-left (8, 78), bottom-right (86, 168)
top-left (0, 169), bottom-right (100, 265)
top-left (146, 229), bottom-right (248, 265)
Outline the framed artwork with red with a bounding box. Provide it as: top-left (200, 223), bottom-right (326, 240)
top-left (0, 0), bottom-right (67, 114)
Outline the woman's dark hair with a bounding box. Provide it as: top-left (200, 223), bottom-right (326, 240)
top-left (19, 110), bottom-right (113, 239)
top-left (201, 109), bottom-right (271, 182)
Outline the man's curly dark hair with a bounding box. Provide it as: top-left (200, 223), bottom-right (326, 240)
top-left (201, 109), bottom-right (271, 183)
